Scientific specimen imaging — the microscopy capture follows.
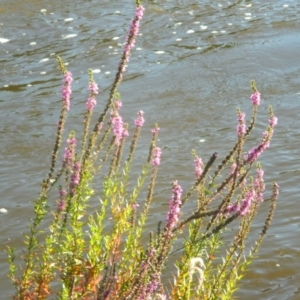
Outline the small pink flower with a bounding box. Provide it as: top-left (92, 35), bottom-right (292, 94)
top-left (97, 122), bottom-right (103, 132)
top-left (151, 127), bottom-right (160, 134)
top-left (132, 203), bottom-right (139, 210)
top-left (274, 183), bottom-right (280, 197)
top-left (269, 115), bottom-right (278, 126)
top-left (115, 100), bottom-right (122, 110)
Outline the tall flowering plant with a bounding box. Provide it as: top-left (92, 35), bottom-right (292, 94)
top-left (7, 2), bottom-right (279, 300)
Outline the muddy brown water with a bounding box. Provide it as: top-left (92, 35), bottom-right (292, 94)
top-left (1, 0), bottom-right (300, 299)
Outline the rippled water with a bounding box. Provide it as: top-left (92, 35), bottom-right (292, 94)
top-left (1, 0), bottom-right (300, 299)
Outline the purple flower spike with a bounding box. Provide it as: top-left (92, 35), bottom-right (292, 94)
top-left (224, 189), bottom-right (255, 216)
top-left (69, 161), bottom-right (81, 196)
top-left (146, 274), bottom-right (159, 294)
top-left (63, 71), bottom-right (73, 85)
top-left (62, 71), bottom-right (73, 110)
top-left (194, 157), bottom-right (203, 179)
top-left (250, 91), bottom-right (261, 106)
top-left (85, 81), bottom-right (98, 111)
top-left (63, 136), bottom-right (77, 167)
top-left (88, 81), bottom-right (99, 95)
top-left (245, 142), bottom-right (267, 164)
top-left (166, 181), bottom-right (183, 230)
top-left (255, 168), bottom-right (265, 202)
top-left (122, 5), bottom-right (145, 71)
top-left (135, 5), bottom-right (145, 20)
top-left (237, 111), bottom-right (246, 137)
top-left (224, 202), bottom-right (240, 215)
top-left (111, 112), bottom-right (128, 145)
top-left (245, 111), bottom-right (277, 164)
top-left (57, 200), bottom-right (66, 212)
top-left (134, 110), bottom-right (145, 127)
top-left (152, 147), bottom-right (162, 166)
top-left (240, 189), bottom-right (255, 216)
top-left (57, 189), bottom-right (67, 212)
top-left (86, 96), bottom-right (97, 111)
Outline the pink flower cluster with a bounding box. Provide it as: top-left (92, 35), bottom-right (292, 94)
top-left (166, 181), bottom-right (183, 230)
top-left (224, 189), bottom-right (255, 216)
top-left (86, 97), bottom-right (97, 111)
top-left (239, 190), bottom-right (255, 215)
top-left (86, 81), bottom-right (99, 111)
top-left (111, 112), bottom-right (129, 145)
top-left (269, 115), bottom-right (278, 126)
top-left (237, 111), bottom-right (246, 137)
top-left (57, 189), bottom-right (66, 212)
top-left (194, 157), bottom-right (203, 179)
top-left (250, 91), bottom-right (261, 106)
top-left (152, 147), bottom-right (162, 166)
top-left (62, 71), bottom-right (73, 110)
top-left (224, 165), bottom-right (266, 216)
top-left (62, 135), bottom-right (81, 197)
top-left (126, 5), bottom-right (144, 50)
top-left (89, 81), bottom-right (99, 95)
top-left (70, 162), bottom-right (81, 197)
top-left (63, 136), bottom-right (77, 167)
top-left (134, 110), bottom-right (145, 127)
top-left (144, 273), bottom-right (160, 297)
top-left (115, 100), bottom-right (122, 110)
top-left (151, 127), bottom-right (160, 135)
top-left (254, 168), bottom-right (265, 202)
top-left (245, 140), bottom-right (267, 163)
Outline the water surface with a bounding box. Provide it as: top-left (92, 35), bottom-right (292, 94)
top-left (1, 0), bottom-right (300, 299)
